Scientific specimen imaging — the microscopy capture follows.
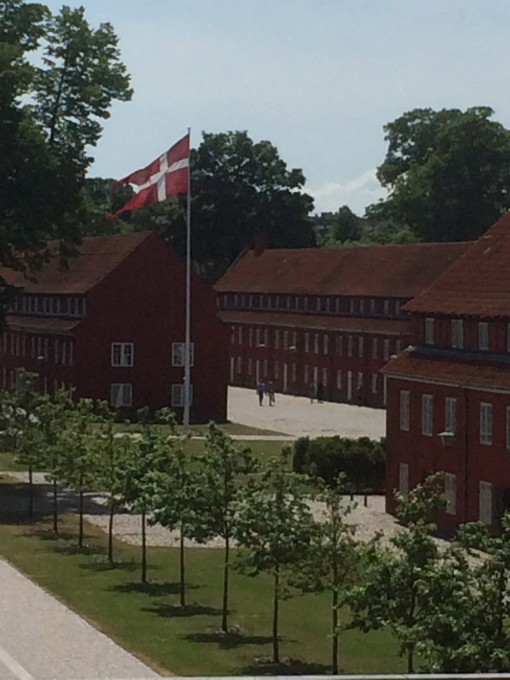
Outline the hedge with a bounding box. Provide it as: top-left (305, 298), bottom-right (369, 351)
top-left (292, 435), bottom-right (385, 493)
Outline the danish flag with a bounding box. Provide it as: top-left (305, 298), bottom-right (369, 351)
top-left (110, 133), bottom-right (190, 218)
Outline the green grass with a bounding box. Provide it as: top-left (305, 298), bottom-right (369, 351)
top-left (0, 451), bottom-right (25, 471)
top-left (183, 438), bottom-right (292, 466)
top-left (110, 422), bottom-right (287, 437)
top-left (0, 499), bottom-right (405, 675)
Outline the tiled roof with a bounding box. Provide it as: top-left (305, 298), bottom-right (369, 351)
top-left (0, 232), bottom-right (154, 294)
top-left (219, 310), bottom-right (409, 335)
top-left (382, 348), bottom-right (510, 392)
top-left (7, 315), bottom-right (80, 336)
top-left (405, 212), bottom-right (510, 317)
top-left (215, 242), bottom-right (470, 296)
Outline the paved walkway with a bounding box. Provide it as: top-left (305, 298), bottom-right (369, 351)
top-left (228, 386), bottom-right (386, 439)
top-left (0, 559), bottom-right (160, 680)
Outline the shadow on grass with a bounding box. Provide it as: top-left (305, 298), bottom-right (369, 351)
top-left (241, 657), bottom-right (330, 675)
top-left (183, 631), bottom-right (273, 649)
top-left (79, 558), bottom-right (139, 573)
top-left (110, 580), bottom-right (197, 597)
top-left (145, 603), bottom-right (223, 618)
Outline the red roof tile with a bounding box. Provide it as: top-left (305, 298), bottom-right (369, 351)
top-left (219, 310), bottom-right (409, 335)
top-left (382, 348), bottom-right (510, 392)
top-left (215, 242), bottom-right (470, 297)
top-left (7, 315), bottom-right (80, 336)
top-left (405, 213), bottom-right (510, 317)
top-left (0, 232), bottom-right (154, 294)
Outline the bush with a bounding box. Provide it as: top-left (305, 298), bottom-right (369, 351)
top-left (292, 435), bottom-right (385, 493)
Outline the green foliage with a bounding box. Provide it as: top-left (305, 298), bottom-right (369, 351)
top-left (292, 436), bottom-right (385, 492)
top-left (331, 205), bottom-right (362, 243)
top-left (373, 106), bottom-right (510, 242)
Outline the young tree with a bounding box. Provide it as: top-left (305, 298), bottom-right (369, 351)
top-left (347, 474), bottom-right (446, 673)
top-left (196, 423), bottom-right (258, 630)
top-left (234, 452), bottom-right (316, 664)
top-left (295, 480), bottom-right (357, 674)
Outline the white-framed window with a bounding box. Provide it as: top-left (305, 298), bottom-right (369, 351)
top-left (372, 338), bottom-right (378, 360)
top-left (479, 481), bottom-right (492, 525)
top-left (336, 370), bottom-right (342, 390)
top-left (370, 298), bottom-right (376, 314)
top-left (445, 397), bottom-right (457, 435)
top-left (383, 338), bottom-right (390, 361)
top-left (322, 367), bottom-right (328, 387)
top-left (384, 300), bottom-right (389, 315)
top-left (395, 301), bottom-right (401, 315)
top-left (313, 334), bottom-right (319, 354)
top-left (399, 463), bottom-right (409, 495)
top-left (347, 335), bottom-right (353, 357)
top-left (237, 327), bottom-right (243, 345)
top-left (292, 363), bottom-right (297, 382)
top-left (421, 394), bottom-right (433, 437)
top-left (323, 334), bottom-right (329, 355)
top-left (480, 402), bottom-right (493, 445)
top-left (371, 373), bottom-right (378, 394)
top-left (506, 406), bottom-right (510, 450)
top-left (452, 319), bottom-right (464, 349)
top-left (236, 356), bottom-right (242, 374)
top-left (478, 322), bottom-right (489, 351)
top-left (274, 330), bottom-right (280, 350)
top-left (357, 371), bottom-right (363, 389)
top-left (171, 383), bottom-right (193, 407)
top-left (358, 336), bottom-right (364, 358)
top-left (359, 299), bottom-right (365, 314)
top-left (335, 298), bottom-right (341, 313)
top-left (171, 342), bottom-right (194, 367)
top-left (248, 328), bottom-right (253, 347)
top-left (445, 473), bottom-right (456, 515)
top-left (292, 331), bottom-right (297, 348)
top-left (349, 299), bottom-right (355, 314)
top-left (304, 333), bottom-right (310, 353)
top-left (316, 296), bottom-right (321, 311)
top-left (110, 383), bottom-right (133, 407)
top-left (283, 331), bottom-right (289, 350)
top-left (256, 328), bottom-right (261, 346)
top-left (400, 390), bottom-right (410, 431)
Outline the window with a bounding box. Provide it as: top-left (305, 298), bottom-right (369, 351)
top-left (313, 334), bottom-right (319, 354)
top-left (171, 383), bottom-right (193, 407)
top-left (479, 481), bottom-right (492, 525)
top-left (322, 367), bottom-right (328, 387)
top-left (395, 339), bottom-right (402, 354)
top-left (249, 328), bottom-right (253, 347)
top-left (478, 322), bottom-right (489, 351)
top-left (400, 390), bottom-right (410, 431)
top-left (323, 334), bottom-right (329, 355)
top-left (349, 299), bottom-right (355, 314)
top-left (372, 338), bottom-right (378, 360)
top-left (274, 360), bottom-right (279, 379)
top-left (370, 299), bottom-right (376, 314)
top-left (237, 327), bottom-right (243, 345)
top-left (358, 336), bottom-right (364, 358)
top-left (399, 463), bottom-right (409, 495)
top-left (304, 365), bottom-right (309, 385)
top-left (110, 383), bottom-right (133, 407)
top-left (383, 339), bottom-right (390, 361)
top-left (421, 394), bottom-right (433, 436)
top-left (445, 473), bottom-right (456, 515)
top-left (357, 371), bottom-right (363, 390)
top-left (264, 328), bottom-right (269, 348)
top-left (283, 331), bottom-right (289, 350)
top-left (274, 330), bottom-right (280, 349)
top-left (256, 328), bottom-right (261, 346)
top-left (335, 298), bottom-right (341, 314)
top-left (263, 360), bottom-right (268, 377)
top-left (230, 327), bottom-right (235, 344)
top-left (445, 397), bottom-right (457, 435)
top-left (347, 335), bottom-right (353, 357)
top-left (304, 333), bottom-right (310, 352)
top-left (480, 402), bottom-right (493, 445)
top-left (336, 370), bottom-right (342, 390)
top-left (359, 299), bottom-right (365, 314)
top-left (236, 356), bottom-right (242, 374)
top-left (335, 335), bottom-right (343, 355)
top-left (371, 374), bottom-right (378, 394)
top-left (425, 318), bottom-right (435, 345)
top-left (384, 300), bottom-right (389, 315)
top-left (395, 301), bottom-right (401, 315)
top-left (292, 331), bottom-right (297, 349)
top-left (247, 358), bottom-right (252, 375)
top-left (292, 363), bottom-right (297, 381)
top-left (451, 319), bottom-right (464, 349)
top-left (171, 342), bottom-right (194, 367)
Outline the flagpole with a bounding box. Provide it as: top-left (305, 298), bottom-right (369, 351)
top-left (183, 127), bottom-right (192, 426)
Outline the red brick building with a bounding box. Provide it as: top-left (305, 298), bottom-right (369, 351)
top-left (215, 243), bottom-right (469, 407)
top-left (383, 213), bottom-right (510, 530)
top-left (0, 232), bottom-right (228, 422)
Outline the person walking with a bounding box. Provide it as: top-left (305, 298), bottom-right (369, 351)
top-left (317, 382), bottom-right (324, 403)
top-left (256, 380), bottom-right (266, 406)
top-left (267, 380), bottom-right (276, 406)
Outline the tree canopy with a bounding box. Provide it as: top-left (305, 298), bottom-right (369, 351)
top-left (0, 0), bottom-right (132, 315)
top-left (370, 106), bottom-right (510, 242)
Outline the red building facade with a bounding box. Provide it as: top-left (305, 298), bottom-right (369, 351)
top-left (0, 232), bottom-right (228, 422)
top-left (383, 214), bottom-right (510, 530)
top-left (215, 243), bottom-right (468, 407)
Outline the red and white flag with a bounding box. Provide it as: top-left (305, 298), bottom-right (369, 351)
top-left (110, 133), bottom-right (190, 218)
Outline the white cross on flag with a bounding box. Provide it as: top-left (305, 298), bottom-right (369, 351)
top-left (111, 133), bottom-right (190, 218)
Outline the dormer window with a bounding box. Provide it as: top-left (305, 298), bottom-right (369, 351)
top-left (478, 322), bottom-right (489, 351)
top-left (425, 318), bottom-right (435, 345)
top-left (451, 319), bottom-right (464, 349)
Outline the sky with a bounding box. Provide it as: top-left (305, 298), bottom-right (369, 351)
top-left (43, 0), bottom-right (510, 216)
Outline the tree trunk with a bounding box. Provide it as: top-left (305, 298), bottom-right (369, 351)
top-left (141, 507), bottom-right (147, 583)
top-left (78, 485), bottom-right (84, 548)
top-left (332, 588), bottom-right (339, 674)
top-left (108, 497), bottom-right (115, 565)
top-left (52, 478), bottom-right (58, 535)
top-left (28, 464), bottom-right (34, 521)
top-left (179, 523), bottom-right (186, 607)
top-left (272, 565), bottom-right (280, 664)
top-left (221, 531), bottom-right (230, 632)
top-left (407, 647), bottom-right (414, 674)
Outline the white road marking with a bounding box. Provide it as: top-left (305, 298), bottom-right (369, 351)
top-left (0, 644), bottom-right (34, 680)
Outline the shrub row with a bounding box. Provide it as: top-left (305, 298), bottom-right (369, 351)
top-left (292, 435), bottom-right (385, 492)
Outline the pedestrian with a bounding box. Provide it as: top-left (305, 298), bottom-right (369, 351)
top-left (267, 380), bottom-right (275, 406)
top-left (309, 382), bottom-right (316, 404)
top-left (317, 382), bottom-right (324, 403)
top-left (256, 380), bottom-right (266, 406)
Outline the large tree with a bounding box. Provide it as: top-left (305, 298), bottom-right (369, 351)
top-left (108, 130), bottom-right (316, 281)
top-left (0, 1), bottom-right (132, 315)
top-left (371, 107), bottom-right (510, 242)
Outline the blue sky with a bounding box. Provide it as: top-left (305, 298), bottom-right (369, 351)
top-left (44, 0), bottom-right (510, 215)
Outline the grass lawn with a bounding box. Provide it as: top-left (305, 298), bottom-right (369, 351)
top-left (0, 451), bottom-right (25, 471)
top-left (183, 438), bottom-right (293, 466)
top-left (0, 502), bottom-right (405, 676)
top-left (111, 422), bottom-right (287, 437)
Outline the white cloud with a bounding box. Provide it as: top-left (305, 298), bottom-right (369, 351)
top-left (309, 169), bottom-right (387, 217)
